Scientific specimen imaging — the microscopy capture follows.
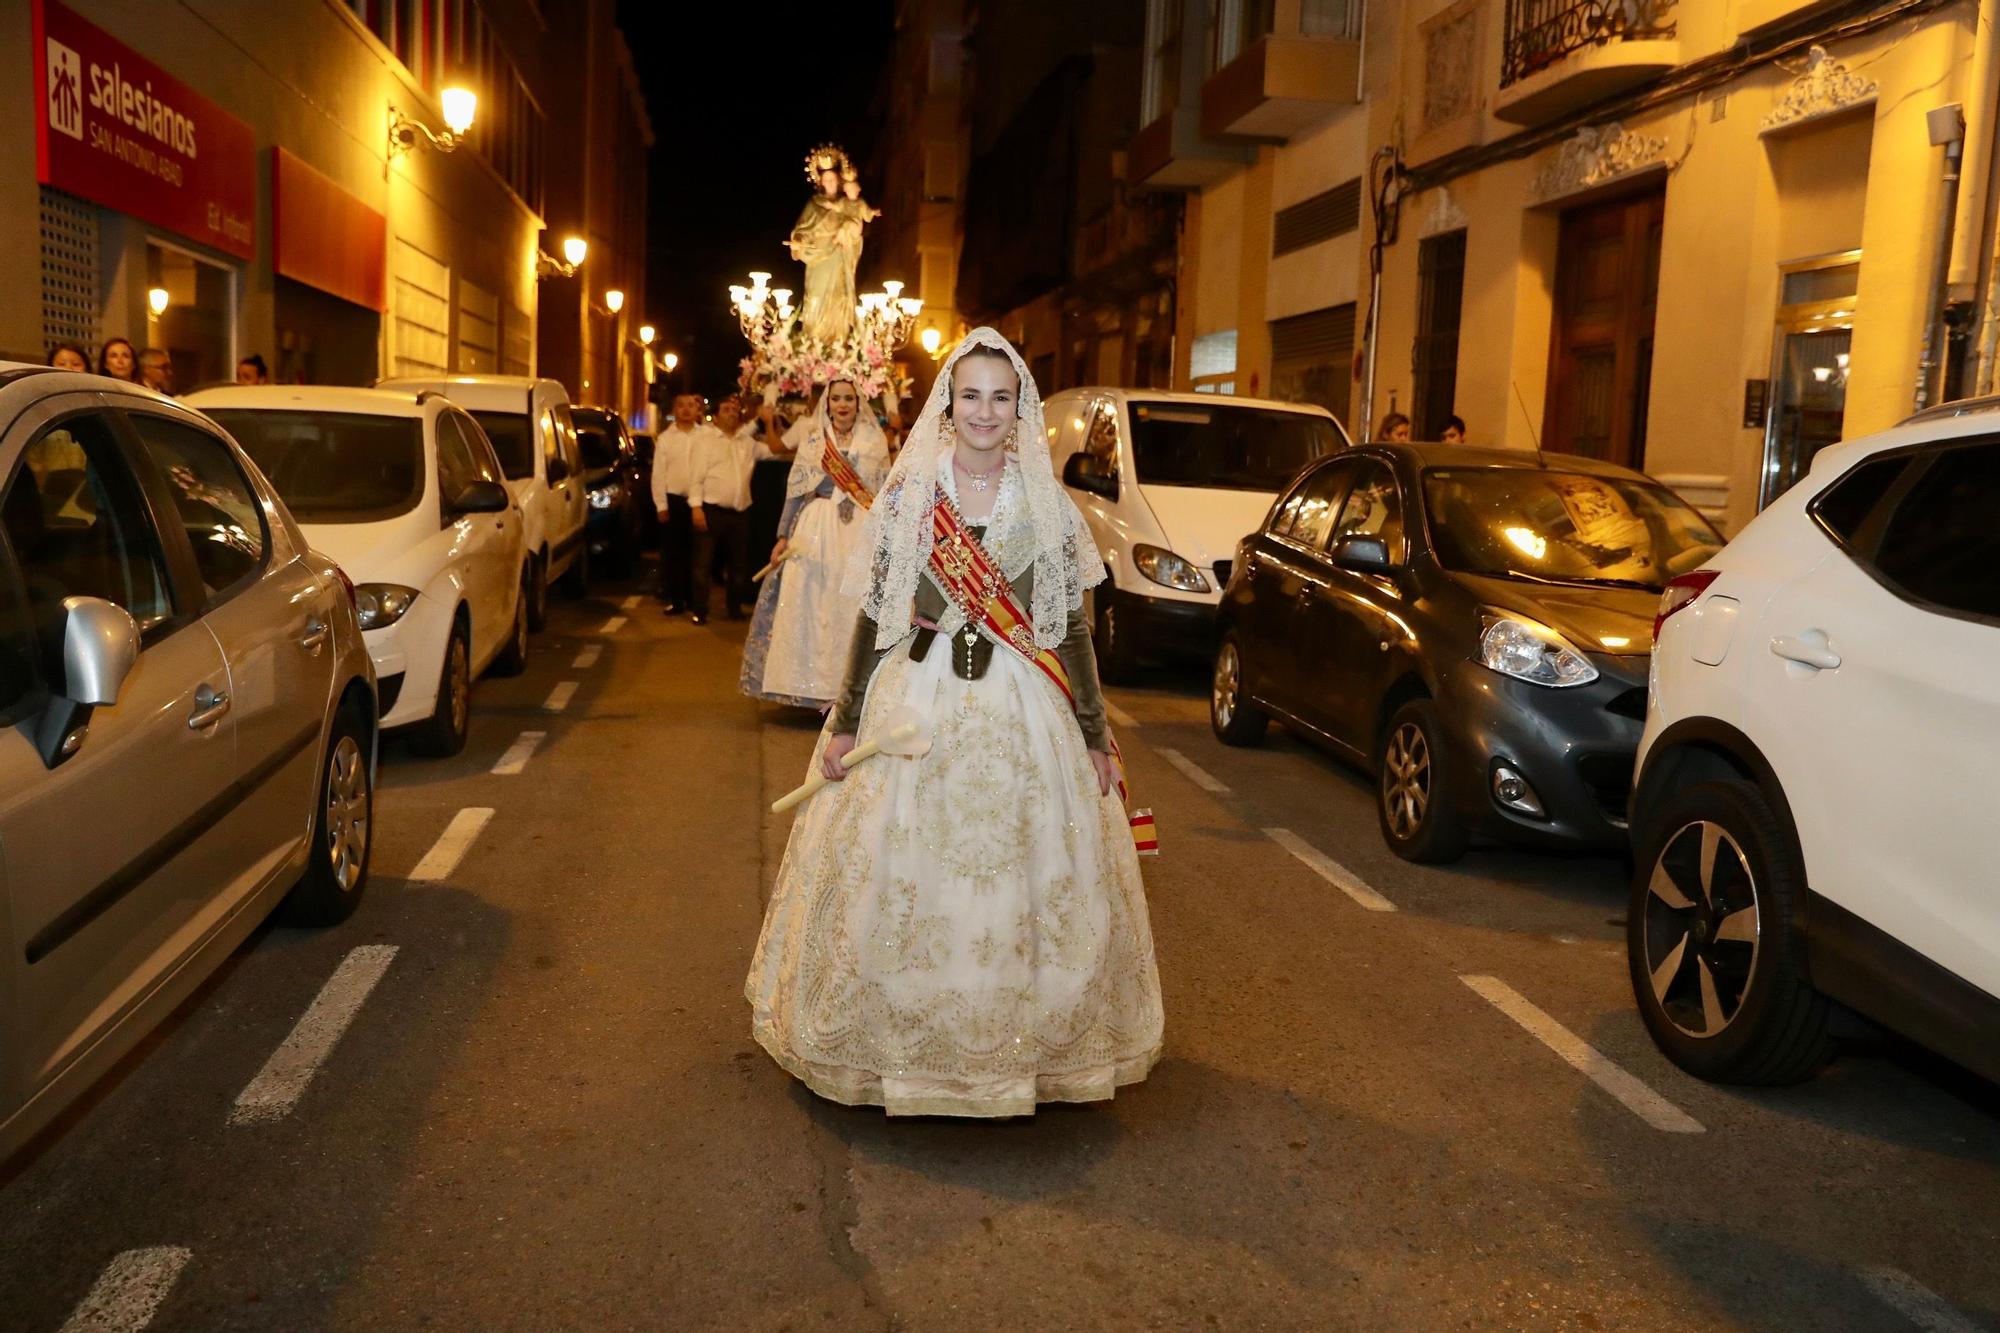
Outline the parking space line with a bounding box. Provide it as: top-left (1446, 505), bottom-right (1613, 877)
top-left (572, 645), bottom-right (602, 670)
top-left (1156, 747), bottom-right (1228, 793)
top-left (60, 1246), bottom-right (192, 1333)
top-left (229, 946), bottom-right (399, 1126)
top-left (1264, 828), bottom-right (1397, 912)
top-left (620, 594), bottom-right (641, 610)
top-left (491, 731), bottom-right (545, 776)
top-left (1105, 701), bottom-right (1139, 730)
top-left (542, 681), bottom-right (578, 713)
top-left (1859, 1267), bottom-right (1982, 1332)
top-left (596, 615), bottom-right (628, 635)
top-left (408, 808), bottom-right (494, 882)
top-left (1459, 975), bottom-right (1705, 1134)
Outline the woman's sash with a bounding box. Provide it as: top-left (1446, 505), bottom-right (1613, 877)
top-left (928, 487), bottom-right (1156, 856)
top-left (821, 437), bottom-right (874, 510)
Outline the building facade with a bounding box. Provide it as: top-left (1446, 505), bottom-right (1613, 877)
top-left (1359, 0), bottom-right (1999, 533)
top-left (532, 0), bottom-right (653, 423)
top-left (1129, 0), bottom-right (1371, 424)
top-left (8, 0), bottom-right (652, 426)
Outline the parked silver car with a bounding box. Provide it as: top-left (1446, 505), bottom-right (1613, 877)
top-left (0, 364), bottom-right (378, 1161)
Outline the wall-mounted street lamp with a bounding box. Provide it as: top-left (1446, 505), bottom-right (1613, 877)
top-left (388, 86), bottom-right (477, 160)
top-left (605, 289), bottom-right (625, 314)
top-left (147, 287), bottom-right (170, 316)
top-left (536, 234), bottom-right (589, 280)
top-left (638, 324), bottom-right (656, 346)
top-left (663, 352), bottom-right (679, 373)
top-left (919, 326), bottom-right (942, 357)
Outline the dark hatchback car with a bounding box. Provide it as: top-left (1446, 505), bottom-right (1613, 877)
top-left (1212, 443), bottom-right (1722, 861)
top-left (572, 407), bottom-right (645, 576)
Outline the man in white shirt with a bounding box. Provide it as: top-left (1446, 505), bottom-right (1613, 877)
top-left (686, 396), bottom-right (758, 624)
top-left (651, 393), bottom-right (710, 614)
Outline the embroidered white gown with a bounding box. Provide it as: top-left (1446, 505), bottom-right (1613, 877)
top-left (746, 466), bottom-right (1164, 1117)
top-left (759, 488), bottom-right (872, 703)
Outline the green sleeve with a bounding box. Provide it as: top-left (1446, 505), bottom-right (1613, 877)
top-left (1055, 607), bottom-right (1110, 752)
top-left (828, 612), bottom-right (884, 736)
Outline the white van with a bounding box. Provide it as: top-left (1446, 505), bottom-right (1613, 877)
top-left (376, 374), bottom-right (587, 629)
top-left (1044, 389), bottom-right (1350, 680)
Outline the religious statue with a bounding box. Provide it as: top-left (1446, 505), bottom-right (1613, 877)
top-left (789, 145), bottom-right (879, 344)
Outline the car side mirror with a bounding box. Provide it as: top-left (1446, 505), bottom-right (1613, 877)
top-left (33, 596), bottom-right (141, 769)
top-left (1062, 452), bottom-right (1118, 500)
top-left (1331, 534), bottom-right (1394, 573)
top-left (451, 479), bottom-right (511, 514)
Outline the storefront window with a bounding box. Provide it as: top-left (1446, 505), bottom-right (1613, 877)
top-left (145, 243), bottom-right (235, 392)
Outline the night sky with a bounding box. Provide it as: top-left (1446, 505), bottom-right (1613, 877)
top-left (613, 1), bottom-right (897, 400)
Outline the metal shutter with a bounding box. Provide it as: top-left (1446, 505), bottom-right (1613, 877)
top-left (1270, 304), bottom-right (1356, 364)
top-left (1272, 178), bottom-right (1361, 257)
top-left (392, 238), bottom-right (451, 377)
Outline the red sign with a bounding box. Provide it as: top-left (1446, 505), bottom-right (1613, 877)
top-left (274, 150), bottom-right (386, 312)
top-left (33, 0), bottom-right (256, 260)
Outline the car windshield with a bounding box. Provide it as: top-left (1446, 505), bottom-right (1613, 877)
top-left (1125, 401), bottom-right (1342, 491)
top-left (1422, 468), bottom-right (1723, 591)
top-left (575, 423), bottom-right (619, 471)
top-left (471, 410), bottom-right (536, 480)
top-left (207, 410), bottom-right (422, 523)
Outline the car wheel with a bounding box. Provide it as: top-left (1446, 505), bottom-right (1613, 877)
top-left (560, 539), bottom-right (590, 597)
top-left (408, 625), bottom-right (472, 758)
top-left (526, 553), bottom-right (549, 632)
top-left (1093, 589), bottom-right (1141, 685)
top-left (1376, 699), bottom-right (1468, 864)
top-left (279, 704), bottom-right (372, 926)
top-left (1627, 778), bottom-right (1833, 1085)
top-left (489, 570), bottom-right (530, 677)
top-left (1210, 633), bottom-right (1267, 746)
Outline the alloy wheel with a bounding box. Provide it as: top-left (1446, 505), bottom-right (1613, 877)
top-left (1213, 641), bottom-right (1241, 729)
top-left (1642, 820), bottom-right (1761, 1038)
top-left (1381, 722), bottom-right (1431, 840)
top-left (324, 734), bottom-right (370, 893)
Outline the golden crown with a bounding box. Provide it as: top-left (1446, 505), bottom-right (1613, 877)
top-left (803, 143), bottom-right (854, 184)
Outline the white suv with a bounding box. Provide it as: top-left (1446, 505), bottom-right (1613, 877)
top-left (1631, 401), bottom-right (1999, 1087)
top-left (191, 386), bottom-right (529, 757)
top-left (1044, 389), bottom-right (1349, 681)
top-left (376, 375), bottom-right (587, 628)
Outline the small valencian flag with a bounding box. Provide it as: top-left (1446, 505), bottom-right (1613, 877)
top-left (1130, 809), bottom-right (1158, 857)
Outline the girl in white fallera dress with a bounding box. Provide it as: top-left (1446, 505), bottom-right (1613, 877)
top-left (746, 329), bottom-right (1164, 1117)
top-left (740, 379), bottom-right (892, 707)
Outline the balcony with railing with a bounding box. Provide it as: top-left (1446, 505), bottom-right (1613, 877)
top-left (1494, 0), bottom-right (1680, 125)
top-left (1199, 0), bottom-right (1363, 139)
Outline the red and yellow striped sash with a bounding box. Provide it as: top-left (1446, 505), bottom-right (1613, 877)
top-left (821, 438), bottom-right (874, 510)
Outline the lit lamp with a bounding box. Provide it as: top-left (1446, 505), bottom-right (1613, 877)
top-left (147, 287), bottom-right (170, 316)
top-left (563, 236), bottom-right (588, 268)
top-left (638, 324), bottom-right (656, 346)
top-left (663, 352), bottom-right (680, 373)
top-left (605, 289), bottom-right (625, 314)
top-left (389, 84), bottom-right (477, 159)
top-left (538, 234), bottom-right (589, 280)
top-left (920, 326), bottom-right (943, 356)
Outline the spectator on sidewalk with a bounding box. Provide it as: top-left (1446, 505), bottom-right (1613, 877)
top-left (650, 393), bottom-right (711, 615)
top-left (138, 348), bottom-right (175, 396)
top-left (687, 397), bottom-right (758, 625)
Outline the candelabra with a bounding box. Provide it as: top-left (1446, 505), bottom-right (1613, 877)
top-left (729, 271), bottom-right (922, 403)
top-left (853, 280), bottom-right (924, 353)
top-left (730, 272), bottom-right (794, 345)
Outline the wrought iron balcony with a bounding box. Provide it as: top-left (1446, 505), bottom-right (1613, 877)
top-left (1501, 0), bottom-right (1677, 89)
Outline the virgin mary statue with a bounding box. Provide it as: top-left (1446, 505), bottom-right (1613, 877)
top-left (790, 146), bottom-right (875, 343)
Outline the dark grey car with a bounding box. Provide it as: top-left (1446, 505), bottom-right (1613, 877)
top-left (1211, 443), bottom-right (1722, 862)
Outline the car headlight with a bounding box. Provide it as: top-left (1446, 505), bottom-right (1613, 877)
top-left (1131, 543), bottom-right (1210, 593)
top-left (1478, 614), bottom-right (1599, 688)
top-left (588, 483), bottom-right (623, 509)
top-left (354, 583), bottom-right (418, 630)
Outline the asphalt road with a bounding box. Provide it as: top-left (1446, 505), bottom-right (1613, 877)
top-left (4, 568), bottom-right (1997, 1332)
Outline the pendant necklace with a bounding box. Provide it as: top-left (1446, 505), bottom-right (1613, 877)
top-left (955, 455), bottom-right (1003, 493)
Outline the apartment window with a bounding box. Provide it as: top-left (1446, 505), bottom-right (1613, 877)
top-left (1143, 0), bottom-right (1184, 124)
top-left (1413, 231), bottom-right (1467, 438)
top-left (1273, 179), bottom-right (1361, 257)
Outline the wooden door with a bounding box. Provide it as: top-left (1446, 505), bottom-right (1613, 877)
top-left (1544, 188), bottom-right (1663, 469)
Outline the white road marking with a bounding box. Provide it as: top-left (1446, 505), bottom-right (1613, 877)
top-left (620, 594), bottom-right (641, 610)
top-left (572, 645), bottom-right (602, 669)
top-left (1105, 701), bottom-right (1139, 730)
top-left (597, 615), bottom-right (628, 634)
top-left (1859, 1268), bottom-right (1983, 1332)
top-left (491, 730), bottom-right (545, 776)
top-left (229, 946), bottom-right (399, 1126)
top-left (1459, 975), bottom-right (1705, 1134)
top-left (542, 681), bottom-right (579, 713)
top-left (1264, 828), bottom-right (1397, 912)
top-left (1156, 746), bottom-right (1228, 793)
top-left (60, 1247), bottom-right (191, 1332)
top-left (407, 807), bottom-right (494, 882)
